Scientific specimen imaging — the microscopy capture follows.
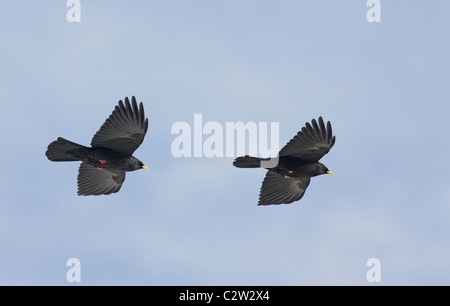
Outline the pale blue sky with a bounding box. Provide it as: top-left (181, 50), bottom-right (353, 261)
top-left (0, 1), bottom-right (449, 285)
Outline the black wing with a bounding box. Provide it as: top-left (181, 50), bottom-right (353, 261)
top-left (91, 96), bottom-right (148, 156)
top-left (258, 171), bottom-right (311, 205)
top-left (279, 117), bottom-right (335, 163)
top-left (77, 162), bottom-right (126, 196)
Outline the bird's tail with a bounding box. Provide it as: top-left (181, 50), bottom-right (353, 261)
top-left (233, 155), bottom-right (270, 168)
top-left (45, 137), bottom-right (87, 162)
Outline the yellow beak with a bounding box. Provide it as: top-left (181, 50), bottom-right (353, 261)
top-left (327, 170), bottom-right (334, 175)
top-left (142, 165), bottom-right (149, 170)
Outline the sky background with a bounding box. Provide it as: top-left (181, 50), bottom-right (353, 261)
top-left (0, 1), bottom-right (449, 285)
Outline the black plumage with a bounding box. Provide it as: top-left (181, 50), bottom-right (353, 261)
top-left (233, 116), bottom-right (335, 205)
top-left (46, 96), bottom-right (149, 195)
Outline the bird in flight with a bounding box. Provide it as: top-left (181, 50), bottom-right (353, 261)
top-left (46, 96), bottom-right (149, 196)
top-left (233, 117), bottom-right (335, 205)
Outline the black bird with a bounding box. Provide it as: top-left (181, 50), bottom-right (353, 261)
top-left (46, 96), bottom-right (149, 196)
top-left (233, 117), bottom-right (335, 205)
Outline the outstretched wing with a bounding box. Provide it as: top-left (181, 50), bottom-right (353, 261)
top-left (279, 116), bottom-right (335, 163)
top-left (91, 96), bottom-right (148, 156)
top-left (77, 162), bottom-right (126, 196)
top-left (258, 170), bottom-right (311, 205)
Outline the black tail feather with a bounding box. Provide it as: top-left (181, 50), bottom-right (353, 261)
top-left (46, 137), bottom-right (87, 162)
top-left (233, 155), bottom-right (269, 168)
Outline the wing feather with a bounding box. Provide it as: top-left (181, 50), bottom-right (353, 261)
top-left (258, 171), bottom-right (311, 205)
top-left (279, 117), bottom-right (336, 163)
top-left (77, 162), bottom-right (125, 196)
top-left (91, 96), bottom-right (148, 156)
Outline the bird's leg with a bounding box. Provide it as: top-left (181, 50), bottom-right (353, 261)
top-left (284, 170), bottom-right (294, 178)
top-left (96, 160), bottom-right (107, 169)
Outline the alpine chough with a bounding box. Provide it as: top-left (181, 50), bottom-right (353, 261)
top-left (233, 117), bottom-right (335, 205)
top-left (46, 96), bottom-right (149, 196)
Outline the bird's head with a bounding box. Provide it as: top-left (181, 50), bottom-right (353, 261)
top-left (129, 157), bottom-right (149, 171)
top-left (317, 162), bottom-right (334, 176)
